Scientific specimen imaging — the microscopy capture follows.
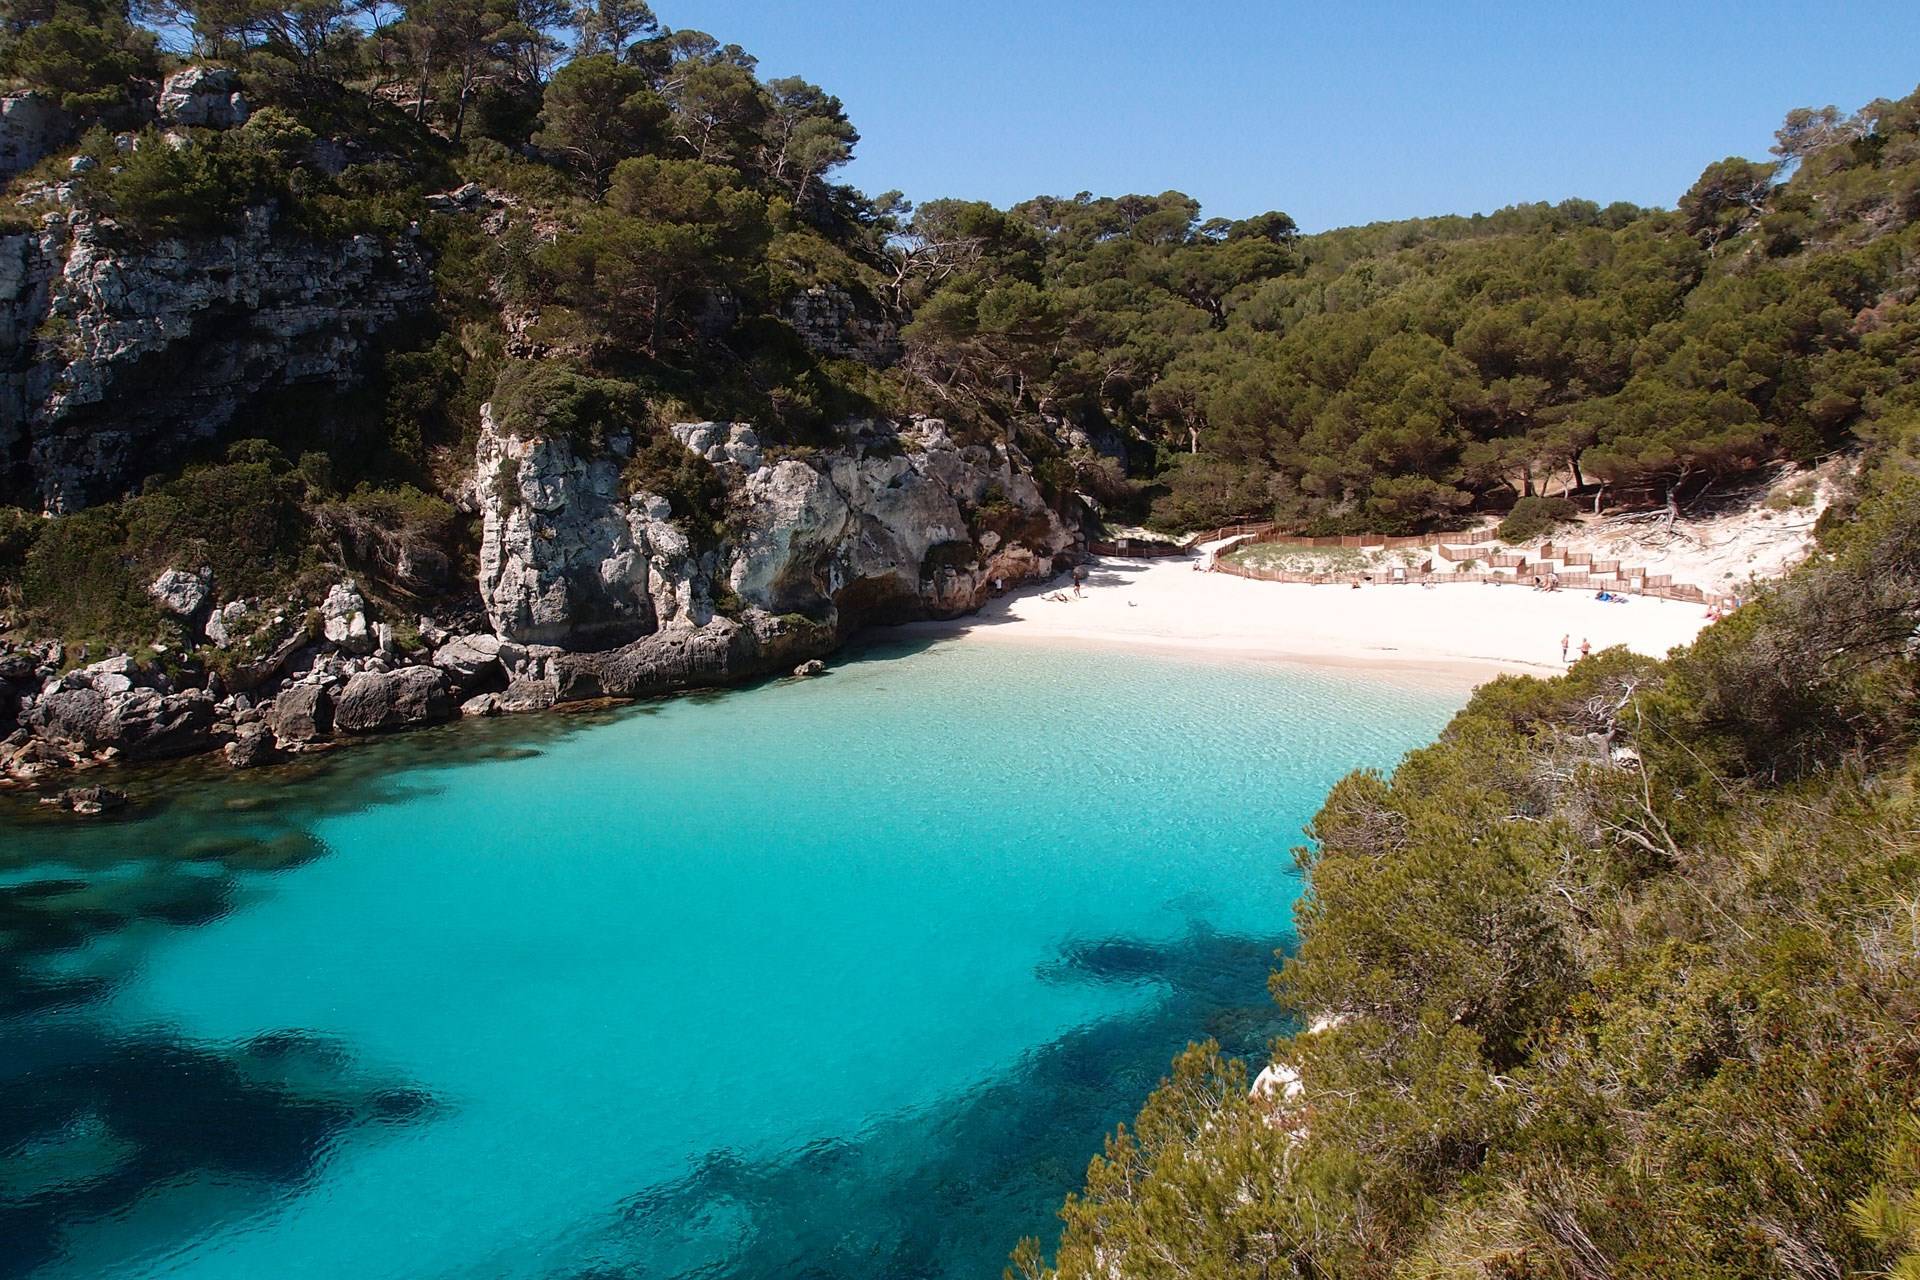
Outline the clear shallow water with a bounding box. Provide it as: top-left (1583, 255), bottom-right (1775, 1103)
top-left (1, 638), bottom-right (1466, 1279)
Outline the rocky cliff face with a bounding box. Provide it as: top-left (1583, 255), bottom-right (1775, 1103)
top-left (475, 408), bottom-right (1077, 656)
top-left (0, 201), bottom-right (431, 510)
top-left (474, 407), bottom-right (710, 647)
top-left (0, 408), bottom-right (1080, 790)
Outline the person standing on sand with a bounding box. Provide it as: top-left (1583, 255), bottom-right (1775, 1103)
top-left (1579, 638), bottom-right (1591, 661)
top-left (1072, 565), bottom-right (1086, 597)
top-left (1561, 634), bottom-right (1569, 662)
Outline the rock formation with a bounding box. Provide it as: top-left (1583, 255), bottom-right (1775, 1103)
top-left (0, 199), bottom-right (431, 510)
top-left (475, 409), bottom-right (1076, 665)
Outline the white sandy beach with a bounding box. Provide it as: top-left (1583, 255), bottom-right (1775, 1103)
top-left (907, 555), bottom-right (1715, 681)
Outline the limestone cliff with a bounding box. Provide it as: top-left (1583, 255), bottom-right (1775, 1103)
top-left (0, 199), bottom-right (431, 510)
top-left (473, 407), bottom-right (1079, 666)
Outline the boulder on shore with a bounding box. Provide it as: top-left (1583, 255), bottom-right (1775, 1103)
top-left (26, 686), bottom-right (216, 761)
top-left (224, 722), bottom-right (279, 769)
top-left (333, 666), bottom-right (454, 734)
top-left (269, 683), bottom-right (332, 745)
top-left (432, 633), bottom-right (503, 686)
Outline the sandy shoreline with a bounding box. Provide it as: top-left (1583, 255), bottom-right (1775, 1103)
top-left (901, 555), bottom-right (1714, 686)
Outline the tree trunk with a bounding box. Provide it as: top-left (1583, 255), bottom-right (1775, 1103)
top-left (451, 63), bottom-right (473, 142)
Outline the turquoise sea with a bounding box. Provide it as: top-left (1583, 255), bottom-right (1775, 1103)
top-left (0, 637), bottom-right (1467, 1279)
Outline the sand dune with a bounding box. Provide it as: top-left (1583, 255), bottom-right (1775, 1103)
top-left (905, 555), bottom-right (1714, 682)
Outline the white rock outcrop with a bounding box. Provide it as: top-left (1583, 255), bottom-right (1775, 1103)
top-left (321, 581), bottom-right (374, 654)
top-left (148, 567), bottom-right (212, 619)
top-left (474, 406), bottom-right (707, 646)
top-left (474, 408), bottom-right (1075, 652)
top-left (726, 418), bottom-right (1066, 620)
top-left (157, 67), bottom-right (249, 129)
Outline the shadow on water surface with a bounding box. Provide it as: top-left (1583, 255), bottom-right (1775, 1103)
top-left (0, 811), bottom-right (441, 1280)
top-left (0, 717), bottom-right (542, 1277)
top-left (537, 922), bottom-right (1295, 1280)
top-left (0, 1023), bottom-right (437, 1279)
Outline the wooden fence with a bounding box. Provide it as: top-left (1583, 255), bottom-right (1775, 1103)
top-left (1188, 520), bottom-right (1280, 545)
top-left (1089, 538), bottom-right (1187, 558)
top-left (1210, 555), bottom-right (1735, 607)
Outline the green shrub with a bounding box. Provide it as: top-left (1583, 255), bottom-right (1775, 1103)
top-left (0, 504), bottom-right (40, 563)
top-left (1496, 494), bottom-right (1579, 543)
top-left (0, 12), bottom-right (159, 117)
top-left (20, 505), bottom-right (150, 642)
top-left (120, 460), bottom-right (308, 598)
top-left (1764, 481), bottom-right (1817, 511)
top-left (490, 361), bottom-right (639, 451)
top-left (78, 129), bottom-right (282, 240)
top-left (21, 448), bottom-right (310, 649)
top-left (623, 433), bottom-right (727, 543)
top-left (0, 504), bottom-right (42, 608)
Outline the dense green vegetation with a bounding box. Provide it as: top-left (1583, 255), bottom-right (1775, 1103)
top-left (0, 0), bottom-right (896, 639)
top-left (1013, 433), bottom-right (1920, 1280)
top-left (1495, 495), bottom-right (1580, 544)
top-left (900, 93), bottom-right (1920, 532)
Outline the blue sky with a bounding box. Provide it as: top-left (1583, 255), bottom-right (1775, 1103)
top-left (660, 1), bottom-right (1920, 232)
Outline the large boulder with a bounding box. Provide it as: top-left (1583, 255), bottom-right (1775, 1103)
top-left (332, 666), bottom-right (454, 734)
top-left (149, 567), bottom-right (212, 620)
top-left (321, 581), bottom-right (374, 654)
top-left (497, 677), bottom-right (557, 713)
top-left (25, 687), bottom-right (105, 747)
top-left (223, 722), bottom-right (278, 769)
top-left (552, 621), bottom-right (748, 700)
top-left (104, 689), bottom-right (218, 760)
top-left (551, 612), bottom-right (833, 702)
top-left (268, 683), bottom-right (332, 745)
top-left (431, 633), bottom-right (502, 686)
top-left (458, 678), bottom-right (558, 719)
top-left (27, 686), bottom-right (216, 760)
